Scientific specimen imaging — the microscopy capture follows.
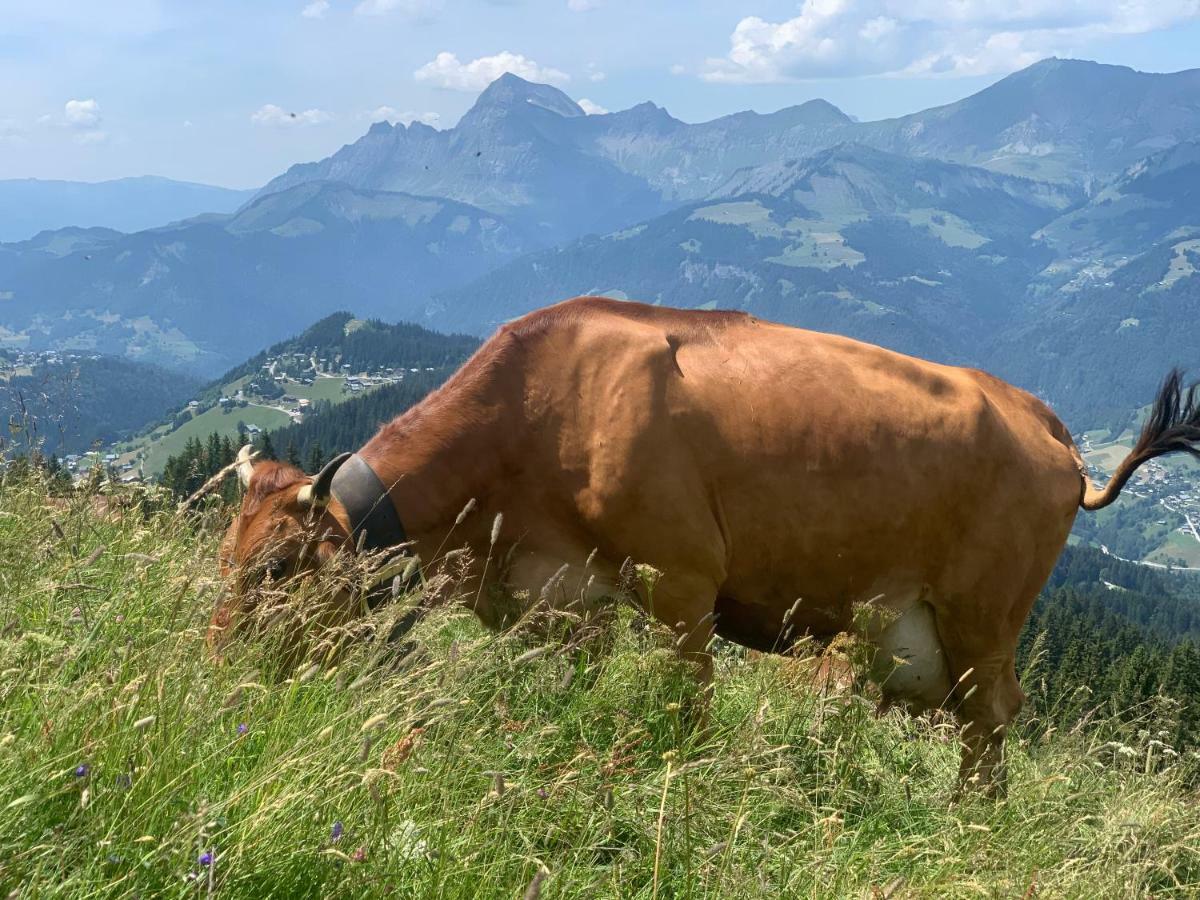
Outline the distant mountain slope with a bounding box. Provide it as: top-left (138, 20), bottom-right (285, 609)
top-left (0, 354), bottom-right (201, 457)
top-left (1037, 141), bottom-right (1200, 267)
top-left (430, 145), bottom-right (1070, 366)
top-left (993, 232), bottom-right (1200, 422)
top-left (0, 182), bottom-right (528, 375)
top-left (0, 176), bottom-right (255, 243)
top-left (259, 76), bottom-right (669, 242)
top-left (854, 59), bottom-right (1200, 185)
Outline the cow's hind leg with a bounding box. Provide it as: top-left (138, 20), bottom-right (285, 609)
top-left (934, 614), bottom-right (1026, 796)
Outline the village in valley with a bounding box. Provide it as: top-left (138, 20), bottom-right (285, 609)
top-left (65, 347), bottom-right (434, 481)
top-left (0, 347), bottom-right (81, 375)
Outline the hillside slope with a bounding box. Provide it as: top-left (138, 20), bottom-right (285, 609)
top-left (0, 184), bottom-right (523, 374)
top-left (1, 476), bottom-right (1198, 896)
top-left (0, 354), bottom-right (201, 457)
top-left (430, 145), bottom-right (1072, 368)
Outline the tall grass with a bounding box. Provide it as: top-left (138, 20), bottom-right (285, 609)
top-left (2, 472), bottom-right (1199, 898)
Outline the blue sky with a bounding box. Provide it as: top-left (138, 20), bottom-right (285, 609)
top-left (2, 0), bottom-right (1199, 188)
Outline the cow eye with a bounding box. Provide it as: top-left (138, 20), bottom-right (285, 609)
top-left (265, 559), bottom-right (288, 582)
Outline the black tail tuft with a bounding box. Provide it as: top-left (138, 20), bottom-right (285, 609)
top-left (1135, 368), bottom-right (1200, 463)
top-left (1081, 368), bottom-right (1200, 511)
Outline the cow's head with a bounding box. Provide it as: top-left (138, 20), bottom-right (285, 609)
top-left (209, 446), bottom-right (354, 651)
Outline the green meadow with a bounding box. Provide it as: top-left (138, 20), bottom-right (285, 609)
top-left (1, 472), bottom-right (1199, 898)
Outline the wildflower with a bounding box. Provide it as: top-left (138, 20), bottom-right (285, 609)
top-left (199, 850), bottom-right (214, 867)
top-left (381, 727), bottom-right (423, 771)
top-left (351, 846), bottom-right (368, 863)
top-left (74, 763), bottom-right (89, 778)
top-left (330, 821), bottom-right (344, 842)
top-left (237, 723), bottom-right (248, 736)
top-left (536, 787), bottom-right (549, 800)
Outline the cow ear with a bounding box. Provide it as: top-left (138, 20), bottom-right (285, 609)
top-left (236, 444), bottom-right (257, 489)
top-left (297, 452), bottom-right (352, 509)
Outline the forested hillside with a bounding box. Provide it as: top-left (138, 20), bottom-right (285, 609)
top-left (0, 355), bottom-right (201, 457)
top-left (1019, 547), bottom-right (1200, 751)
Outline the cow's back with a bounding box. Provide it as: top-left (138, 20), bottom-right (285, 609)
top-left (505, 298), bottom-right (1082, 636)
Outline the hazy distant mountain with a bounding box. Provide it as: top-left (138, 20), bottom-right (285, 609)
top-left (259, 75), bottom-right (669, 242)
top-left (430, 145), bottom-right (1074, 362)
top-left (0, 176), bottom-right (255, 243)
top-left (1036, 141), bottom-right (1200, 268)
top-left (0, 182), bottom-right (529, 374)
top-left (258, 59), bottom-right (1200, 235)
top-left (855, 59), bottom-right (1200, 186)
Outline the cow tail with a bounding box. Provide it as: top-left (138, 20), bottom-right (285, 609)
top-left (1080, 368), bottom-right (1200, 511)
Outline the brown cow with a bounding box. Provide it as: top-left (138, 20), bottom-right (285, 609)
top-left (211, 296), bottom-right (1200, 792)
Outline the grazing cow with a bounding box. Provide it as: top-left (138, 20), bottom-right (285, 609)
top-left (211, 296), bottom-right (1200, 792)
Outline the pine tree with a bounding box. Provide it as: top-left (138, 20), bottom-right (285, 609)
top-left (306, 443), bottom-right (325, 473)
top-left (286, 440), bottom-right (302, 468)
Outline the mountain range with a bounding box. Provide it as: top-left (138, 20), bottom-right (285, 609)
top-left (0, 176), bottom-right (255, 243)
top-left (2, 57), bottom-right (1200, 424)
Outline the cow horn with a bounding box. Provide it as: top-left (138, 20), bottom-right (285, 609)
top-left (297, 452), bottom-right (352, 509)
top-left (236, 444), bottom-right (257, 489)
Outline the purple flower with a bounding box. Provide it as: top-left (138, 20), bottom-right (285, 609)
top-left (330, 821), bottom-right (344, 842)
top-left (199, 850), bottom-right (214, 867)
top-left (536, 787), bottom-right (549, 800)
top-left (74, 764), bottom-right (89, 778)
top-left (236, 723), bottom-right (248, 736)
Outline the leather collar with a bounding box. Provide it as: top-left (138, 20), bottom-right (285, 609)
top-left (330, 453), bottom-right (408, 554)
top-left (329, 453), bottom-right (420, 611)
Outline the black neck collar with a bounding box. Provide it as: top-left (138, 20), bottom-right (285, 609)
top-left (330, 453), bottom-right (409, 555)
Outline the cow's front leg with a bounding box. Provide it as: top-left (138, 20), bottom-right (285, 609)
top-left (641, 571), bottom-right (720, 698)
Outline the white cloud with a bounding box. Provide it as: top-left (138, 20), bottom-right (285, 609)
top-left (355, 0), bottom-right (441, 16)
top-left (250, 104), bottom-right (332, 126)
top-left (577, 98), bottom-right (609, 115)
top-left (587, 63), bottom-right (606, 82)
top-left (64, 99), bottom-right (101, 128)
top-left (301, 0), bottom-right (330, 17)
top-left (568, 0), bottom-right (601, 10)
top-left (703, 0), bottom-right (1200, 82)
top-left (414, 51), bottom-right (570, 91)
top-left (669, 63), bottom-right (687, 75)
top-left (365, 106), bottom-right (441, 126)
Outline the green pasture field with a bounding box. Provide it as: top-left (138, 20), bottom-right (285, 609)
top-left (1, 473), bottom-right (1199, 897)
